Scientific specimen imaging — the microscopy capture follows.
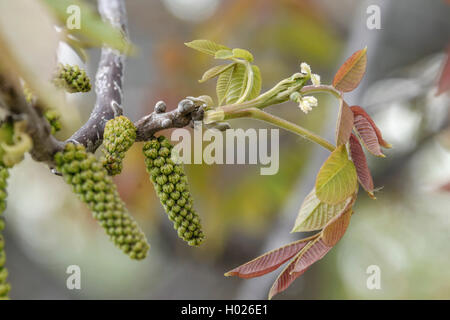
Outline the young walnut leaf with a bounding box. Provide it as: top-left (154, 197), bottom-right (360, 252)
top-left (291, 188), bottom-right (353, 232)
top-left (248, 65), bottom-right (262, 100)
top-left (224, 235), bottom-right (318, 279)
top-left (315, 145), bottom-right (358, 205)
top-left (232, 48), bottom-right (254, 62)
top-left (225, 63), bottom-right (248, 104)
top-left (292, 208), bottom-right (353, 274)
top-left (353, 114), bottom-right (384, 157)
top-left (268, 251), bottom-right (309, 300)
top-left (199, 63), bottom-right (236, 83)
top-left (185, 39), bottom-right (230, 56)
top-left (321, 209), bottom-right (353, 247)
top-left (333, 47), bottom-right (367, 92)
top-left (291, 238), bottom-right (332, 274)
top-left (351, 106), bottom-right (391, 149)
top-left (216, 64), bottom-right (236, 105)
top-left (349, 134), bottom-right (375, 197)
top-left (215, 49), bottom-right (234, 60)
top-left (336, 100), bottom-right (354, 146)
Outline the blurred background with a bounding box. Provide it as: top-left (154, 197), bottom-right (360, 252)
top-left (3, 0), bottom-right (450, 299)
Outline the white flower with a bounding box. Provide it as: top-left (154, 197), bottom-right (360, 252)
top-left (301, 62), bottom-right (321, 86)
top-left (298, 96), bottom-right (318, 114)
top-left (311, 73), bottom-right (321, 86)
top-left (300, 62), bottom-right (311, 75)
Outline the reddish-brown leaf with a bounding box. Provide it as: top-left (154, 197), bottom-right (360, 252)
top-left (437, 46), bottom-right (450, 96)
top-left (291, 238), bottom-right (332, 274)
top-left (268, 251), bottom-right (309, 300)
top-left (336, 100), bottom-right (354, 146)
top-left (224, 234), bottom-right (318, 279)
top-left (349, 134), bottom-right (375, 197)
top-left (353, 115), bottom-right (384, 157)
top-left (321, 209), bottom-right (353, 247)
top-left (351, 106), bottom-right (392, 149)
top-left (333, 48), bottom-right (367, 92)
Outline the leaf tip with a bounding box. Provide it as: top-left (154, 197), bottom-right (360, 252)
top-left (383, 142), bottom-right (393, 149)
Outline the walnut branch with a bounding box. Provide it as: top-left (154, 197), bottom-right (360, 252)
top-left (0, 0), bottom-right (204, 168)
top-left (68, 0), bottom-right (128, 152)
top-left (135, 100), bottom-right (204, 141)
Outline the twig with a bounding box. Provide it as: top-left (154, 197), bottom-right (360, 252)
top-left (68, 0), bottom-right (128, 152)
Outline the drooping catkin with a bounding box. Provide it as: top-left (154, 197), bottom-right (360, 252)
top-left (102, 116), bottom-right (136, 175)
top-left (54, 143), bottom-right (149, 260)
top-left (143, 136), bottom-right (204, 246)
top-left (52, 64), bottom-right (91, 93)
top-left (0, 165), bottom-right (10, 299)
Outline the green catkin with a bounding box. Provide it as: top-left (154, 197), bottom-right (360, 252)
top-left (143, 136), bottom-right (205, 246)
top-left (0, 165), bottom-right (10, 299)
top-left (44, 109), bottom-right (62, 134)
top-left (54, 143), bottom-right (149, 260)
top-left (102, 116), bottom-right (136, 175)
top-left (52, 64), bottom-right (91, 93)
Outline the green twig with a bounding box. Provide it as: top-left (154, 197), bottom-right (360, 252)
top-left (225, 108), bottom-right (335, 152)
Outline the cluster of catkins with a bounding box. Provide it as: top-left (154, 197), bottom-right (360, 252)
top-left (52, 64), bottom-right (91, 93)
top-left (0, 165), bottom-right (10, 299)
top-left (143, 136), bottom-right (205, 246)
top-left (54, 143), bottom-right (150, 260)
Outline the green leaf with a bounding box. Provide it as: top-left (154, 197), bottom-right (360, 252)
top-left (43, 0), bottom-right (134, 54)
top-left (215, 49), bottom-right (234, 60)
top-left (216, 64), bottom-right (236, 105)
top-left (315, 145), bottom-right (358, 204)
top-left (199, 63), bottom-right (236, 83)
top-left (225, 63), bottom-right (248, 104)
top-left (232, 48), bottom-right (254, 62)
top-left (185, 39), bottom-right (230, 56)
top-left (291, 189), bottom-right (353, 232)
top-left (248, 65), bottom-right (262, 100)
